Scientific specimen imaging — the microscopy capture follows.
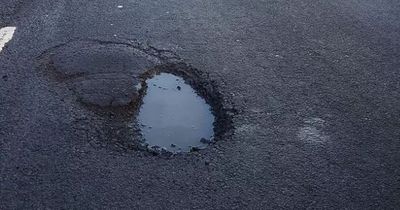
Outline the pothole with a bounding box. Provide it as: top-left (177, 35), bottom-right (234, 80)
top-left (138, 73), bottom-right (215, 153)
top-left (37, 40), bottom-right (234, 154)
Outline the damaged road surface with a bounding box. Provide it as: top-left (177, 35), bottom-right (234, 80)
top-left (37, 39), bottom-right (229, 153)
top-left (1, 0), bottom-right (400, 209)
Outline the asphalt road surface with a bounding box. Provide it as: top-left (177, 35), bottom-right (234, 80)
top-left (1, 0), bottom-right (400, 209)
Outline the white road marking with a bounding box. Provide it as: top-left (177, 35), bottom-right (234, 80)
top-left (0, 27), bottom-right (16, 53)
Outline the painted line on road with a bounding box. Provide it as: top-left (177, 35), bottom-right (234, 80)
top-left (0, 27), bottom-right (17, 53)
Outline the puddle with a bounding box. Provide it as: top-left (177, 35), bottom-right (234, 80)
top-left (138, 73), bottom-right (215, 153)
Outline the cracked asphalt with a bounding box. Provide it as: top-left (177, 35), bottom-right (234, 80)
top-left (1, 0), bottom-right (400, 209)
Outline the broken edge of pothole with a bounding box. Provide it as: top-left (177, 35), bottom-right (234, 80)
top-left (137, 62), bottom-right (236, 156)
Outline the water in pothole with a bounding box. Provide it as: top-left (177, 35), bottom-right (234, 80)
top-left (138, 73), bottom-right (215, 153)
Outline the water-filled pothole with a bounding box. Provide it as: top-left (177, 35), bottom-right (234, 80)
top-left (37, 39), bottom-right (233, 153)
top-left (138, 73), bottom-right (215, 153)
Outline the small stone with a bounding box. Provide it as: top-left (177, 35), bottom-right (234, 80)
top-left (200, 138), bottom-right (211, 144)
top-left (190, 147), bottom-right (200, 152)
top-left (177, 86), bottom-right (181, 90)
top-left (2, 75), bottom-right (8, 81)
top-left (170, 144), bottom-right (176, 148)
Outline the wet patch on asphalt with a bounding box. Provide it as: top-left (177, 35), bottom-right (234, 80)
top-left (298, 117), bottom-right (329, 144)
top-left (37, 39), bottom-right (234, 155)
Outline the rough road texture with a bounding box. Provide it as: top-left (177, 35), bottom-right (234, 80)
top-left (1, 0), bottom-right (400, 209)
top-left (40, 40), bottom-right (159, 108)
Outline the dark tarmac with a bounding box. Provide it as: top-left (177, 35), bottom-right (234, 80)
top-left (1, 0), bottom-right (400, 209)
